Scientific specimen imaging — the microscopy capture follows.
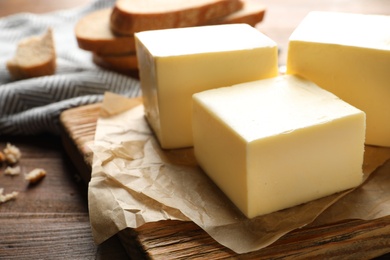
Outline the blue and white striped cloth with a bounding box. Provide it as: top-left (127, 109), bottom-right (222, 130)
top-left (0, 0), bottom-right (141, 135)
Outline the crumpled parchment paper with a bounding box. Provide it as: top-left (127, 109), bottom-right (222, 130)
top-left (88, 92), bottom-right (390, 254)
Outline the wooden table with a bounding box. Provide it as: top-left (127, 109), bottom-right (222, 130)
top-left (0, 1), bottom-right (129, 259)
top-left (1, 0), bottom-right (389, 259)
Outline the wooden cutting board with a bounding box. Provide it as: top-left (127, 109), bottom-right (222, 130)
top-left (60, 103), bottom-right (390, 259)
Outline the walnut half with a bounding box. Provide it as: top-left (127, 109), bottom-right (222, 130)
top-left (3, 143), bottom-right (22, 165)
top-left (0, 188), bottom-right (18, 204)
top-left (25, 168), bottom-right (46, 184)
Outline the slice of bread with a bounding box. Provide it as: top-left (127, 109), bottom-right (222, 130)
top-left (209, 0), bottom-right (266, 26)
top-left (110, 0), bottom-right (244, 35)
top-left (75, 1), bottom-right (265, 57)
top-left (92, 52), bottom-right (139, 77)
top-left (75, 8), bottom-right (136, 55)
top-left (7, 28), bottom-right (56, 80)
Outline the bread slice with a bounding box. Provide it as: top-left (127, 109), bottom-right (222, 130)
top-left (92, 53), bottom-right (139, 77)
top-left (7, 28), bottom-right (56, 80)
top-left (110, 0), bottom-right (244, 35)
top-left (75, 1), bottom-right (265, 56)
top-left (75, 8), bottom-right (136, 55)
top-left (209, 0), bottom-right (266, 26)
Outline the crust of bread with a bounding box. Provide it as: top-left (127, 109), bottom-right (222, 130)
top-left (6, 28), bottom-right (56, 80)
top-left (75, 8), bottom-right (136, 55)
top-left (74, 2), bottom-right (265, 57)
top-left (110, 0), bottom-right (244, 35)
top-left (92, 53), bottom-right (139, 77)
top-left (7, 58), bottom-right (56, 80)
top-left (209, 0), bottom-right (266, 26)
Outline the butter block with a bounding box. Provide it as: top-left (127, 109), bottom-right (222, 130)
top-left (135, 24), bottom-right (278, 149)
top-left (192, 75), bottom-right (365, 218)
top-left (287, 11), bottom-right (390, 147)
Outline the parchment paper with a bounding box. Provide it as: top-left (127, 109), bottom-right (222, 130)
top-left (88, 92), bottom-right (390, 254)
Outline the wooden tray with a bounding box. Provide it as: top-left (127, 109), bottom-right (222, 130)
top-left (60, 103), bottom-right (390, 259)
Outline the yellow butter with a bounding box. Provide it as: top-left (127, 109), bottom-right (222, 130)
top-left (287, 11), bottom-right (390, 147)
top-left (192, 75), bottom-right (365, 218)
top-left (135, 24), bottom-right (278, 149)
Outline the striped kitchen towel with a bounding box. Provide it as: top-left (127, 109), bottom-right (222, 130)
top-left (0, 0), bottom-right (141, 135)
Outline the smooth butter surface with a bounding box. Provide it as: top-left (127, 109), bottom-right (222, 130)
top-left (135, 24), bottom-right (278, 149)
top-left (287, 11), bottom-right (390, 147)
top-left (192, 75), bottom-right (365, 218)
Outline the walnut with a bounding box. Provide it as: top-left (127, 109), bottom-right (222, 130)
top-left (4, 166), bottom-right (21, 176)
top-left (0, 188), bottom-right (18, 204)
top-left (0, 151), bottom-right (5, 163)
top-left (25, 168), bottom-right (46, 184)
top-left (3, 143), bottom-right (22, 165)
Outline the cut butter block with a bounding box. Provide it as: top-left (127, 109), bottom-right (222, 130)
top-left (192, 75), bottom-right (366, 218)
top-left (287, 11), bottom-right (390, 147)
top-left (135, 24), bottom-right (278, 149)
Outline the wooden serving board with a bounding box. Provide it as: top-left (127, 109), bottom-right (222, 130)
top-left (60, 103), bottom-right (390, 259)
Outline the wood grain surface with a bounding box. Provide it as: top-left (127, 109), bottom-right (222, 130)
top-left (0, 2), bottom-right (130, 259)
top-left (0, 135), bottom-right (129, 259)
